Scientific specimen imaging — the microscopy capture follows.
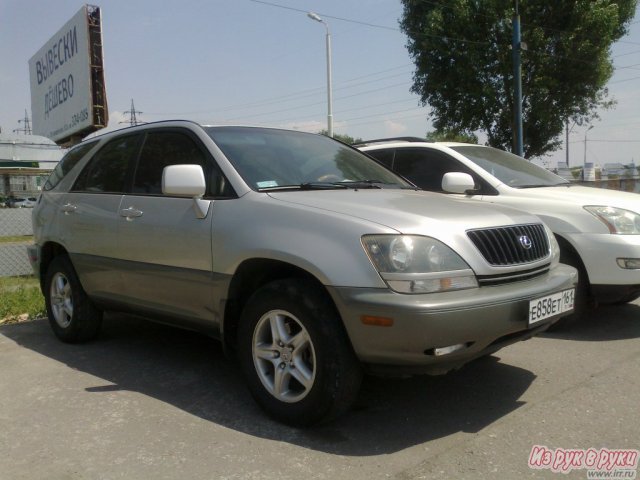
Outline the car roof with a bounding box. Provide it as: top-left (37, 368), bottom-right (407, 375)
top-left (355, 138), bottom-right (489, 150)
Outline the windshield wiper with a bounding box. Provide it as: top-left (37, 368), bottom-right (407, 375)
top-left (336, 179), bottom-right (391, 189)
top-left (259, 180), bottom-right (400, 191)
top-left (300, 182), bottom-right (348, 190)
top-left (516, 182), bottom-right (570, 189)
top-left (258, 182), bottom-right (348, 192)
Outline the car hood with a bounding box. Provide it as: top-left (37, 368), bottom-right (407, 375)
top-left (509, 185), bottom-right (640, 211)
top-left (268, 189), bottom-right (540, 234)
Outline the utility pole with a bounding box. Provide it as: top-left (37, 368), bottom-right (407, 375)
top-left (565, 121), bottom-right (569, 166)
top-left (13, 109), bottom-right (32, 135)
top-left (512, 0), bottom-right (523, 157)
top-left (122, 99), bottom-right (142, 126)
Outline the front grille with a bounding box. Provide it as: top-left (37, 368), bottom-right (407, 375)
top-left (467, 223), bottom-right (549, 266)
top-left (477, 265), bottom-right (550, 286)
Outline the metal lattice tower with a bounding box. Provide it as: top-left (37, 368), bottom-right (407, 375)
top-left (122, 99), bottom-right (142, 126)
top-left (13, 110), bottom-right (32, 135)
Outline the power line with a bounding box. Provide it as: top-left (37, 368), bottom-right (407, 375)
top-left (249, 0), bottom-right (639, 75)
top-left (144, 65), bottom-right (414, 118)
top-left (609, 74), bottom-right (640, 84)
top-left (248, 0), bottom-right (399, 32)
top-left (225, 81), bottom-right (412, 124)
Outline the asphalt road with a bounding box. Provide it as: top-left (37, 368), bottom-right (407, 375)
top-left (1, 300), bottom-right (639, 480)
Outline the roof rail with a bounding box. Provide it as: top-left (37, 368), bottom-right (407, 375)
top-left (352, 136), bottom-right (431, 147)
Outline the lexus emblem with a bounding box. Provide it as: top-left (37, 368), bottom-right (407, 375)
top-left (519, 235), bottom-right (533, 250)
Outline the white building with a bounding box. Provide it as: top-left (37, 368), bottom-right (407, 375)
top-left (0, 133), bottom-right (64, 197)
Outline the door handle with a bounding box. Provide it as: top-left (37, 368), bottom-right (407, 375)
top-left (61, 203), bottom-right (77, 214)
top-left (120, 207), bottom-right (144, 220)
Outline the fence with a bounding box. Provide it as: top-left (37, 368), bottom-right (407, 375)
top-left (0, 209), bottom-right (34, 277)
top-left (574, 178), bottom-right (640, 193)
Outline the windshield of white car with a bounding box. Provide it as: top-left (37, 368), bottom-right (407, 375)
top-left (450, 146), bottom-right (569, 188)
top-left (205, 127), bottom-right (411, 191)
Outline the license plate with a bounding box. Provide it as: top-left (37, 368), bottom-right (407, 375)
top-left (528, 289), bottom-right (575, 326)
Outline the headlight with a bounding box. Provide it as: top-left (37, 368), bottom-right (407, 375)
top-left (584, 206), bottom-right (640, 234)
top-left (362, 235), bottom-right (478, 294)
top-left (546, 225), bottom-right (560, 268)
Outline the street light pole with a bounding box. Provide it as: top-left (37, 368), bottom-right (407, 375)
top-left (584, 125), bottom-right (593, 166)
top-left (307, 12), bottom-right (333, 137)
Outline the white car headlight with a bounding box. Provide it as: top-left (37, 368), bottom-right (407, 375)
top-left (362, 235), bottom-right (478, 294)
top-left (584, 206), bottom-right (640, 234)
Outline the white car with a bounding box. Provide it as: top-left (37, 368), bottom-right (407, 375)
top-left (7, 197), bottom-right (37, 208)
top-left (359, 138), bottom-right (640, 317)
top-left (21, 197), bottom-right (38, 208)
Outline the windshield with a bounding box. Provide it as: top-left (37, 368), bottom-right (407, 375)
top-left (450, 146), bottom-right (569, 188)
top-left (205, 127), bottom-right (411, 191)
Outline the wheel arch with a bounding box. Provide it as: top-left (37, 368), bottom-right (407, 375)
top-left (554, 234), bottom-right (590, 285)
top-left (221, 258), bottom-right (341, 354)
top-left (38, 242), bottom-right (70, 291)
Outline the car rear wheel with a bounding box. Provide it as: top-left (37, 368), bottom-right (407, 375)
top-left (238, 279), bottom-right (362, 426)
top-left (44, 255), bottom-right (103, 343)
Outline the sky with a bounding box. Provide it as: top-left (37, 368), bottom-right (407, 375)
top-left (1, 0), bottom-right (639, 169)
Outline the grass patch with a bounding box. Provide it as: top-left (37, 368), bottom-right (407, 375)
top-left (0, 235), bottom-right (33, 244)
top-left (0, 276), bottom-right (45, 325)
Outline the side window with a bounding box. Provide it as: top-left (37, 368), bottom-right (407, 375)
top-left (393, 148), bottom-right (475, 192)
top-left (133, 131), bottom-right (233, 197)
top-left (365, 148), bottom-right (395, 169)
top-left (44, 141), bottom-right (98, 191)
top-left (73, 134), bottom-right (141, 193)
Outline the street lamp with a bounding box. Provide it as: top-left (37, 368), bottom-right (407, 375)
top-left (584, 125), bottom-right (594, 166)
top-left (307, 11), bottom-right (333, 137)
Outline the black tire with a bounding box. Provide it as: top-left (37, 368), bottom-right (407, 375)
top-left (44, 255), bottom-right (103, 343)
top-left (549, 248), bottom-right (593, 330)
top-left (609, 292), bottom-right (640, 305)
top-left (237, 279), bottom-right (362, 427)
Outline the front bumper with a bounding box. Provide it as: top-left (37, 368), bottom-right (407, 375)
top-left (567, 232), bottom-right (640, 287)
top-left (328, 264), bottom-right (577, 375)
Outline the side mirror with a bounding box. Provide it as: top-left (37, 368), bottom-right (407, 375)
top-left (162, 164), bottom-right (206, 197)
top-left (442, 172), bottom-right (477, 195)
top-left (162, 164), bottom-right (210, 219)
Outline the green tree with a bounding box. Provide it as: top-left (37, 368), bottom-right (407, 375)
top-left (426, 129), bottom-right (479, 143)
top-left (318, 129), bottom-right (363, 145)
top-left (400, 0), bottom-right (636, 158)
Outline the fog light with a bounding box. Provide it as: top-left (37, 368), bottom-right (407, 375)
top-left (430, 343), bottom-right (467, 356)
top-left (617, 258), bottom-right (640, 269)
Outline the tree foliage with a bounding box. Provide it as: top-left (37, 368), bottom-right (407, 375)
top-left (400, 0), bottom-right (637, 158)
top-left (425, 129), bottom-right (479, 143)
top-left (318, 129), bottom-right (363, 145)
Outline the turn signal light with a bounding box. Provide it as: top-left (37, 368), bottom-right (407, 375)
top-left (360, 315), bottom-right (394, 327)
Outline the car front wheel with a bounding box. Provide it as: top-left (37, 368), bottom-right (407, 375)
top-left (238, 279), bottom-right (362, 426)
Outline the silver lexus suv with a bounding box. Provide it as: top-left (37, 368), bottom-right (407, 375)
top-left (28, 121), bottom-right (577, 426)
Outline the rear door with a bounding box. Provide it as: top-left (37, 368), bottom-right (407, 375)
top-left (57, 133), bottom-right (142, 302)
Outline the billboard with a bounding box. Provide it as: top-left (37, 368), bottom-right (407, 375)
top-left (29, 5), bottom-right (108, 145)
